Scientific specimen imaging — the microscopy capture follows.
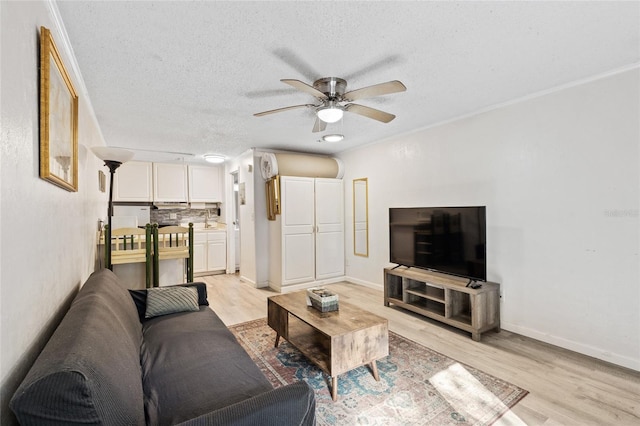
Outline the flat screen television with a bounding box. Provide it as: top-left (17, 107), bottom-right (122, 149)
top-left (389, 206), bottom-right (486, 282)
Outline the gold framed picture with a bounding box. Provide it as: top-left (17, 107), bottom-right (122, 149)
top-left (265, 175), bottom-right (280, 220)
top-left (39, 26), bottom-right (78, 192)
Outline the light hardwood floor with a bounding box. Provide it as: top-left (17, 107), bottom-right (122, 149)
top-left (202, 274), bottom-right (640, 425)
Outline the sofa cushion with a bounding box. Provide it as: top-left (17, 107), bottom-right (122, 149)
top-left (10, 269), bottom-right (146, 425)
top-left (175, 381), bottom-right (316, 426)
top-left (140, 307), bottom-right (273, 426)
top-left (145, 286), bottom-right (199, 319)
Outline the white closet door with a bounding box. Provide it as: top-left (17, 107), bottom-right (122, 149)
top-left (315, 179), bottom-right (344, 279)
top-left (281, 177), bottom-right (315, 285)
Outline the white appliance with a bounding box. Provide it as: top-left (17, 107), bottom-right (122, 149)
top-left (112, 205), bottom-right (151, 228)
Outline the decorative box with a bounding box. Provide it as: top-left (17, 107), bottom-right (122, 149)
top-left (306, 287), bottom-right (339, 312)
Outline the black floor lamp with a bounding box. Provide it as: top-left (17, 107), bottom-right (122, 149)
top-left (92, 146), bottom-right (134, 270)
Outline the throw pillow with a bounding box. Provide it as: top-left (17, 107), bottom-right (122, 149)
top-left (130, 283), bottom-right (210, 322)
top-left (145, 287), bottom-right (199, 319)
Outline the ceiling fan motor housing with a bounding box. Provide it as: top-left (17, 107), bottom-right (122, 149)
top-left (313, 77), bottom-right (347, 99)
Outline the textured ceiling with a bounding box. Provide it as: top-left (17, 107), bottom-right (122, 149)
top-left (55, 1), bottom-right (640, 164)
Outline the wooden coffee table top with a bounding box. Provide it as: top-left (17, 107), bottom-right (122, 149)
top-left (268, 290), bottom-right (387, 336)
top-left (268, 290), bottom-right (389, 401)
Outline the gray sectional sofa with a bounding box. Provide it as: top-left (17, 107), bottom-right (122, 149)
top-left (10, 269), bottom-right (316, 425)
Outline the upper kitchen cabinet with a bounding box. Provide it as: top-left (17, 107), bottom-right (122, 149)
top-left (188, 165), bottom-right (222, 202)
top-left (113, 161), bottom-right (153, 202)
top-left (153, 163), bottom-right (188, 202)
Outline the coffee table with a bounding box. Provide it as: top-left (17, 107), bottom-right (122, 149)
top-left (267, 290), bottom-right (389, 401)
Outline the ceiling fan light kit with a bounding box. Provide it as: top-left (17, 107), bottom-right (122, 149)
top-left (317, 103), bottom-right (344, 123)
top-left (254, 76), bottom-right (406, 133)
top-left (204, 154), bottom-right (225, 164)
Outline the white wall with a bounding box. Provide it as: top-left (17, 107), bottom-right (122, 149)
top-left (252, 152), bottom-right (270, 288)
top-left (0, 2), bottom-right (108, 422)
top-left (223, 162), bottom-right (237, 274)
top-left (235, 150), bottom-right (256, 284)
top-left (233, 149), bottom-right (269, 287)
top-left (339, 68), bottom-right (639, 371)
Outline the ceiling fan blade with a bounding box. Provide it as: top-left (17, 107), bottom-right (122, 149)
top-left (281, 79), bottom-right (328, 100)
top-left (342, 80), bottom-right (406, 102)
top-left (253, 104), bottom-right (315, 117)
top-left (344, 103), bottom-right (396, 123)
top-left (312, 117), bottom-right (327, 133)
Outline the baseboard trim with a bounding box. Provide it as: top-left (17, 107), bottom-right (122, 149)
top-left (239, 275), bottom-right (256, 286)
top-left (269, 276), bottom-right (347, 293)
top-left (344, 276), bottom-right (383, 291)
top-left (341, 278), bottom-right (639, 372)
top-left (502, 322), bottom-right (640, 372)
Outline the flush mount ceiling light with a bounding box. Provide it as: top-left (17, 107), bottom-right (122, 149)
top-left (321, 134), bottom-right (344, 143)
top-left (204, 154), bottom-right (225, 164)
top-left (316, 102), bottom-right (344, 123)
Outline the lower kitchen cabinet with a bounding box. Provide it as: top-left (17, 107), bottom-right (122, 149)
top-left (193, 230), bottom-right (226, 274)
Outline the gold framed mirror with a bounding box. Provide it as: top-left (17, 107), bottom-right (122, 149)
top-left (353, 178), bottom-right (369, 257)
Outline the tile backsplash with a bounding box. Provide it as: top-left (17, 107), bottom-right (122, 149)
top-left (151, 203), bottom-right (221, 226)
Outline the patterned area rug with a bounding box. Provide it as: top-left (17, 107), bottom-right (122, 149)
top-left (230, 318), bottom-right (528, 426)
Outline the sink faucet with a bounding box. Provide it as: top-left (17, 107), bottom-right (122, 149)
top-left (205, 209), bottom-right (210, 227)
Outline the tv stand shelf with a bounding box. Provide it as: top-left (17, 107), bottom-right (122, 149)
top-left (384, 267), bottom-right (500, 341)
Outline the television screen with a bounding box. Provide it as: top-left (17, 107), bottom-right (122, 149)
top-left (389, 206), bottom-right (486, 281)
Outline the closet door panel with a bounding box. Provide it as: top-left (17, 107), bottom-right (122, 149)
top-left (316, 230), bottom-right (344, 279)
top-left (281, 177), bottom-right (315, 285)
top-left (283, 233), bottom-right (315, 284)
top-left (315, 178), bottom-right (344, 279)
top-left (282, 177), bottom-right (314, 233)
top-left (315, 179), bottom-right (343, 232)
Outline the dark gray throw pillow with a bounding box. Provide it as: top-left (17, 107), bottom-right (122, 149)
top-left (145, 287), bottom-right (199, 319)
top-left (129, 283), bottom-right (209, 322)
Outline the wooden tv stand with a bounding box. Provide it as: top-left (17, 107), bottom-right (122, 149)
top-left (384, 266), bottom-right (500, 341)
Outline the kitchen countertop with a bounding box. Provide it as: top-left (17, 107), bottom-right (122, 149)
top-left (181, 222), bottom-right (227, 231)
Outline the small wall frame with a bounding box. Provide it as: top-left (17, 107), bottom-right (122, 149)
top-left (265, 175), bottom-right (280, 221)
top-left (39, 26), bottom-right (79, 192)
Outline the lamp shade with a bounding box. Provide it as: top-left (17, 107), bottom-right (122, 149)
top-left (317, 106), bottom-right (343, 123)
top-left (91, 146), bottom-right (134, 163)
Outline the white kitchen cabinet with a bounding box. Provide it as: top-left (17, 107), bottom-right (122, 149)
top-left (188, 165), bottom-right (222, 202)
top-left (193, 232), bottom-right (208, 273)
top-left (112, 161), bottom-right (153, 202)
top-left (153, 163), bottom-right (188, 202)
top-left (193, 230), bottom-right (227, 274)
top-left (207, 233), bottom-right (227, 271)
top-left (269, 177), bottom-right (344, 290)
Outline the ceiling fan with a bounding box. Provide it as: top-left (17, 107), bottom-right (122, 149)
top-left (254, 77), bottom-right (406, 133)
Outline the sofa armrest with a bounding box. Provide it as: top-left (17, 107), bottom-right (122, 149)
top-left (175, 381), bottom-right (316, 426)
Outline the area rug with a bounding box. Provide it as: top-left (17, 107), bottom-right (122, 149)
top-left (230, 318), bottom-right (528, 426)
